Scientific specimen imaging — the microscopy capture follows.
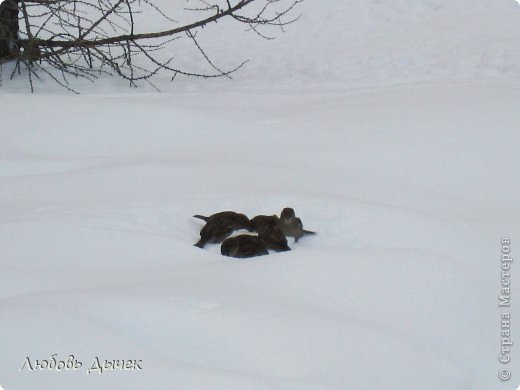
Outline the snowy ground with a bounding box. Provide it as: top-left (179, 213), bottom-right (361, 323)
top-left (1, 1), bottom-right (520, 389)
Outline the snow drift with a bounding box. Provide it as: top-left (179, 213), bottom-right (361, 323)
top-left (1, 1), bottom-right (520, 389)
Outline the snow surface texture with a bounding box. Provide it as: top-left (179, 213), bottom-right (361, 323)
top-left (1, 1), bottom-right (520, 389)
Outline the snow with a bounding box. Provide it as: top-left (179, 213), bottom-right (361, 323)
top-left (1, 1), bottom-right (520, 389)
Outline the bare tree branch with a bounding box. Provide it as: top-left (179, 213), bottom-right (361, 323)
top-left (0, 0), bottom-right (302, 91)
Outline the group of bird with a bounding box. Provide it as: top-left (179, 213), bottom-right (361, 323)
top-left (193, 208), bottom-right (316, 258)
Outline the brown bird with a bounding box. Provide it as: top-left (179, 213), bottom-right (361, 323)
top-left (221, 235), bottom-right (269, 258)
top-left (280, 207), bottom-right (297, 221)
top-left (278, 207), bottom-right (316, 242)
top-left (251, 214), bottom-right (291, 252)
top-left (194, 211), bottom-right (252, 248)
top-left (258, 224), bottom-right (291, 252)
top-left (250, 214), bottom-right (279, 231)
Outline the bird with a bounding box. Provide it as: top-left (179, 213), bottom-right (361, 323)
top-left (221, 235), bottom-right (269, 258)
top-left (277, 207), bottom-right (316, 242)
top-left (251, 214), bottom-right (291, 252)
top-left (258, 223), bottom-right (291, 252)
top-left (250, 214), bottom-right (279, 231)
top-left (280, 207), bottom-right (296, 221)
top-left (194, 211), bottom-right (252, 248)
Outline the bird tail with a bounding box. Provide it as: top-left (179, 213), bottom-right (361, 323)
top-left (194, 238), bottom-right (208, 248)
top-left (193, 215), bottom-right (209, 221)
